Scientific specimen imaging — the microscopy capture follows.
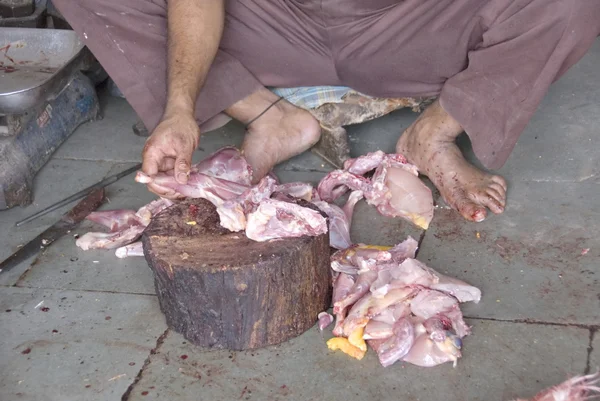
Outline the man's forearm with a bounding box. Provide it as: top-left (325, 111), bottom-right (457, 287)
top-left (165, 0), bottom-right (225, 117)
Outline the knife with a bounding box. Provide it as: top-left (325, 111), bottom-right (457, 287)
top-left (0, 188), bottom-right (106, 274)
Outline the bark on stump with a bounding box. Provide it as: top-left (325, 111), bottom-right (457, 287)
top-left (142, 199), bottom-right (332, 350)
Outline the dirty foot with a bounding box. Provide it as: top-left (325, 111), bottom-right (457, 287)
top-left (396, 100), bottom-right (507, 222)
top-left (226, 89), bottom-right (321, 183)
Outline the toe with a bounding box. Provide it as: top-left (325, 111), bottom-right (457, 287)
top-left (452, 191), bottom-right (487, 222)
top-left (491, 175), bottom-right (508, 191)
top-left (471, 190), bottom-right (504, 215)
top-left (486, 187), bottom-right (506, 208)
top-left (489, 182), bottom-right (507, 200)
top-left (485, 195), bottom-right (505, 214)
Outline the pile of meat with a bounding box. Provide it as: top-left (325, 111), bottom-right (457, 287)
top-left (318, 236), bottom-right (481, 368)
top-left (317, 150), bottom-right (434, 230)
top-left (76, 147), bottom-right (434, 256)
top-left (77, 148), bottom-right (326, 255)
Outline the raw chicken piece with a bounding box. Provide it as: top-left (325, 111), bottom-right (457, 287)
top-left (217, 176), bottom-right (277, 232)
top-left (333, 270), bottom-right (378, 315)
top-left (136, 170), bottom-right (247, 202)
top-left (427, 269), bottom-right (482, 304)
top-left (333, 273), bottom-right (356, 303)
top-left (135, 148), bottom-right (251, 203)
top-left (363, 320), bottom-right (393, 340)
top-left (376, 162), bottom-right (434, 230)
top-left (401, 331), bottom-right (462, 367)
top-left (384, 258), bottom-right (438, 292)
top-left (313, 190), bottom-right (363, 250)
top-left (318, 312), bottom-right (334, 330)
top-left (388, 236), bottom-right (419, 262)
top-left (245, 199), bottom-right (327, 242)
top-left (76, 225), bottom-right (145, 251)
top-left (76, 198), bottom-right (173, 250)
top-left (370, 269), bottom-right (393, 298)
top-left (372, 318), bottom-right (415, 367)
top-left (342, 287), bottom-right (416, 337)
top-left (276, 182), bottom-right (314, 201)
top-left (317, 171), bottom-right (371, 202)
top-left (365, 287), bottom-right (419, 319)
top-left (410, 289), bottom-right (471, 338)
top-left (332, 273), bottom-right (357, 336)
top-left (422, 315), bottom-right (454, 343)
top-left (313, 202), bottom-right (351, 250)
top-left (330, 244), bottom-right (391, 275)
top-left (343, 151), bottom-right (389, 175)
top-left (512, 373), bottom-right (600, 401)
top-left (191, 146), bottom-right (253, 185)
top-left (317, 152), bottom-right (434, 229)
top-left (136, 198), bottom-right (175, 225)
top-left (115, 241), bottom-right (144, 258)
top-left (323, 237), bottom-right (480, 368)
top-left (370, 302), bottom-right (411, 325)
top-left (86, 209), bottom-right (139, 232)
top-left (372, 257), bottom-right (481, 303)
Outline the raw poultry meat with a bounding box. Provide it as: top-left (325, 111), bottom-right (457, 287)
top-left (512, 373), bottom-right (600, 401)
top-left (313, 190), bottom-right (363, 250)
top-left (318, 312), bottom-right (334, 330)
top-left (322, 236), bottom-right (480, 368)
top-left (115, 241), bottom-right (144, 258)
top-left (78, 147), bottom-right (363, 259)
top-left (317, 151), bottom-right (434, 229)
top-left (245, 199), bottom-right (328, 241)
top-left (76, 198), bottom-right (173, 254)
top-left (135, 148), bottom-right (334, 241)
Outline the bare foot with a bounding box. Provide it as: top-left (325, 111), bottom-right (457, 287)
top-left (396, 100), bottom-right (507, 222)
top-left (226, 89), bottom-right (321, 183)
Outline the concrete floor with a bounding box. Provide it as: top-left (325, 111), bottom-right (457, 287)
top-left (1, 39), bottom-right (599, 401)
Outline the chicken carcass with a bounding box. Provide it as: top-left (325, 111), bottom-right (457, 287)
top-left (317, 151), bottom-right (434, 229)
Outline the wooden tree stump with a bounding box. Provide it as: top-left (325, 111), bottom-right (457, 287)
top-left (142, 199), bottom-right (332, 350)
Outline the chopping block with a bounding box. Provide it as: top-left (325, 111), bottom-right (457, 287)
top-left (142, 199), bottom-right (332, 350)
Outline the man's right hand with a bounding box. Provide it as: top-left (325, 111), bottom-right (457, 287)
top-left (141, 111), bottom-right (200, 198)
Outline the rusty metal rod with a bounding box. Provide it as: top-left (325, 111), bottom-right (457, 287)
top-left (15, 163), bottom-right (142, 227)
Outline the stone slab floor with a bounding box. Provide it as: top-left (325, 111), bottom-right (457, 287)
top-left (1, 39), bottom-right (598, 401)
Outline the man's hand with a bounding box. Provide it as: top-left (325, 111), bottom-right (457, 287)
top-left (140, 0), bottom-right (224, 197)
top-left (141, 111), bottom-right (200, 198)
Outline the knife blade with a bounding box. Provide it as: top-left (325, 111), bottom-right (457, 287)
top-left (0, 188), bottom-right (106, 274)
